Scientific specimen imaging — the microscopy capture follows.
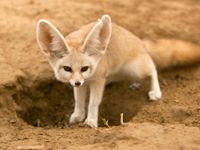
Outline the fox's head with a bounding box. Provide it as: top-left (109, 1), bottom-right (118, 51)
top-left (36, 15), bottom-right (111, 87)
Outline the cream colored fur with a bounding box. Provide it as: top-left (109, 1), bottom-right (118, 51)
top-left (36, 15), bottom-right (200, 128)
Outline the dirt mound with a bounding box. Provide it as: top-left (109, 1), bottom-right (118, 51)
top-left (0, 0), bottom-right (200, 149)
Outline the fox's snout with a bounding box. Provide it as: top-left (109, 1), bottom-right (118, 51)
top-left (69, 72), bottom-right (84, 87)
top-left (69, 79), bottom-right (84, 87)
top-left (74, 81), bottom-right (81, 86)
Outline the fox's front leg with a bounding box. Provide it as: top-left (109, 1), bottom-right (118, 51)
top-left (84, 78), bottom-right (106, 128)
top-left (69, 84), bottom-right (87, 124)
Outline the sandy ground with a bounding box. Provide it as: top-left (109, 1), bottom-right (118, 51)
top-left (0, 0), bottom-right (200, 149)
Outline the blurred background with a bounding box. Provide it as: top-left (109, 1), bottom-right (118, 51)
top-left (0, 0), bottom-right (200, 149)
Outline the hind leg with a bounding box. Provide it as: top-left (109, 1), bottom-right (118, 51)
top-left (148, 69), bottom-right (162, 100)
top-left (123, 54), bottom-right (162, 100)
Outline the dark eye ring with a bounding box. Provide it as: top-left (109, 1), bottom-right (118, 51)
top-left (63, 66), bottom-right (72, 72)
top-left (81, 66), bottom-right (89, 72)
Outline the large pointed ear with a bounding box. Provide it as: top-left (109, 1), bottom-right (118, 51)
top-left (82, 15), bottom-right (112, 55)
top-left (36, 19), bottom-right (70, 58)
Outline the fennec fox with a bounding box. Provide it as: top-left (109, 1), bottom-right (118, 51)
top-left (36, 15), bottom-right (200, 128)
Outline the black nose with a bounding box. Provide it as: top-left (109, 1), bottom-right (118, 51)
top-left (75, 81), bottom-right (81, 86)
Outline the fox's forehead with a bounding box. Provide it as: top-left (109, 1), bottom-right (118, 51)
top-left (57, 53), bottom-right (91, 67)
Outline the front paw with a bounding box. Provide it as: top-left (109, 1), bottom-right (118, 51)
top-left (69, 112), bottom-right (85, 124)
top-left (148, 90), bottom-right (162, 100)
top-left (84, 118), bottom-right (98, 128)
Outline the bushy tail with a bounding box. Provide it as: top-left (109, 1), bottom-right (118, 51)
top-left (144, 39), bottom-right (200, 69)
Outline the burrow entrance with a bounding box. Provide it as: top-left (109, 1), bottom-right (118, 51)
top-left (11, 77), bottom-right (150, 127)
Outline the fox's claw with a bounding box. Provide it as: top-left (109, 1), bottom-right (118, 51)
top-left (148, 90), bottom-right (162, 100)
top-left (84, 118), bottom-right (98, 128)
top-left (69, 113), bottom-right (85, 124)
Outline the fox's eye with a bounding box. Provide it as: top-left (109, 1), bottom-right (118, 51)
top-left (81, 66), bottom-right (89, 72)
top-left (63, 66), bottom-right (72, 72)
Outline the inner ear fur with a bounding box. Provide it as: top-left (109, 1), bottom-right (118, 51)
top-left (36, 19), bottom-right (70, 57)
top-left (82, 15), bottom-right (112, 55)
